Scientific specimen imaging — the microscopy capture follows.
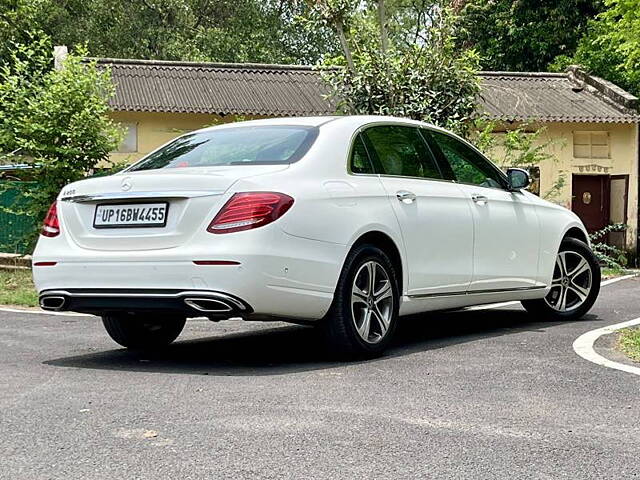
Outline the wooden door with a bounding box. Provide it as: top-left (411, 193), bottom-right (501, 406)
top-left (609, 175), bottom-right (629, 247)
top-left (571, 175), bottom-right (610, 233)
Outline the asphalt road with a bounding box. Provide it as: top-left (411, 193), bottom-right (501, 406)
top-left (1, 277), bottom-right (639, 479)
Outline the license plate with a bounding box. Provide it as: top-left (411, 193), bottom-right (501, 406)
top-left (93, 202), bottom-right (169, 229)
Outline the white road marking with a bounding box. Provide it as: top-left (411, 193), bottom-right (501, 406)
top-left (602, 273), bottom-right (639, 286)
top-left (573, 317), bottom-right (640, 377)
top-left (0, 306), bottom-right (92, 317)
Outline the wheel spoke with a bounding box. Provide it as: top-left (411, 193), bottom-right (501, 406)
top-left (557, 286), bottom-right (568, 311)
top-left (372, 306), bottom-right (389, 336)
top-left (557, 253), bottom-right (568, 277)
top-left (366, 262), bottom-right (376, 296)
top-left (352, 284), bottom-right (368, 302)
top-left (569, 282), bottom-right (589, 303)
top-left (568, 258), bottom-right (590, 279)
top-left (352, 293), bottom-right (367, 306)
top-left (374, 280), bottom-right (392, 303)
top-left (357, 308), bottom-right (372, 340)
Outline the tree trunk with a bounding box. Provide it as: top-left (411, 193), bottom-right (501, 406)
top-left (451, 0), bottom-right (468, 13)
top-left (378, 0), bottom-right (388, 54)
top-left (335, 19), bottom-right (355, 74)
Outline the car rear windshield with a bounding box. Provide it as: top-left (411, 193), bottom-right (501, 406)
top-left (127, 125), bottom-right (319, 171)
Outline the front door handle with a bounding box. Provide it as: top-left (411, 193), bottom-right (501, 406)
top-left (396, 190), bottom-right (416, 204)
top-left (472, 194), bottom-right (489, 204)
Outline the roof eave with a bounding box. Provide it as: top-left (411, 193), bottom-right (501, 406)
top-left (483, 114), bottom-right (640, 124)
top-left (108, 105), bottom-right (335, 116)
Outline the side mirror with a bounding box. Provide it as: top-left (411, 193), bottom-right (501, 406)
top-left (507, 168), bottom-right (531, 191)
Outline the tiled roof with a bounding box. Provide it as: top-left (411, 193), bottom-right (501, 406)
top-left (95, 58), bottom-right (336, 116)
top-left (479, 68), bottom-right (639, 124)
top-left (95, 58), bottom-right (639, 123)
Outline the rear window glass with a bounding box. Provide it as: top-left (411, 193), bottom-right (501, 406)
top-left (128, 125), bottom-right (318, 171)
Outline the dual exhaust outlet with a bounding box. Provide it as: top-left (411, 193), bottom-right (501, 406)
top-left (183, 297), bottom-right (237, 313)
top-left (40, 295), bottom-right (67, 311)
top-left (39, 291), bottom-right (246, 315)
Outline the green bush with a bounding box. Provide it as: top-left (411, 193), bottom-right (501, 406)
top-left (0, 33), bottom-right (122, 251)
top-left (589, 223), bottom-right (628, 268)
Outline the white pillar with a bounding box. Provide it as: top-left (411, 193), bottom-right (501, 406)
top-left (53, 45), bottom-right (68, 70)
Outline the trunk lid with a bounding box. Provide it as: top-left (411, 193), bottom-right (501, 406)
top-left (58, 165), bottom-right (287, 251)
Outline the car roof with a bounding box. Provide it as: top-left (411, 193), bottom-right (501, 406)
top-left (323, 115), bottom-right (442, 130)
top-left (195, 115), bottom-right (443, 132)
top-left (197, 116), bottom-right (338, 131)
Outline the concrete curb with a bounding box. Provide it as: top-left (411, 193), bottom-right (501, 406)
top-left (0, 253), bottom-right (31, 269)
top-left (573, 317), bottom-right (640, 377)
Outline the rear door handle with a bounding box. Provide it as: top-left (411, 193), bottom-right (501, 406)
top-left (396, 191), bottom-right (416, 204)
top-left (472, 194), bottom-right (489, 204)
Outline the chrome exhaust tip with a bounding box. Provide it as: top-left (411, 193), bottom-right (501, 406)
top-left (184, 297), bottom-right (234, 313)
top-left (40, 295), bottom-right (67, 311)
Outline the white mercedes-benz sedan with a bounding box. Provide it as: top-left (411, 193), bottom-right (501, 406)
top-left (33, 116), bottom-right (600, 357)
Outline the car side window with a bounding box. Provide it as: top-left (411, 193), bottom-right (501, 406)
top-left (427, 130), bottom-right (506, 189)
top-left (363, 126), bottom-right (442, 179)
top-left (350, 133), bottom-right (375, 174)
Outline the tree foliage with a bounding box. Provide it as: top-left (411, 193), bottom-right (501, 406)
top-left (0, 0), bottom-right (42, 68)
top-left (0, 33), bottom-right (122, 246)
top-left (457, 0), bottom-right (603, 71)
top-left (307, 1), bottom-right (480, 134)
top-left (1, 0), bottom-right (337, 65)
top-left (552, 0), bottom-right (640, 97)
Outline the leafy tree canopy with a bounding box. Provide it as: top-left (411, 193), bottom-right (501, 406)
top-left (457, 0), bottom-right (603, 71)
top-left (307, 0), bottom-right (481, 134)
top-left (0, 0), bottom-right (42, 68)
top-left (1, 0), bottom-right (338, 65)
top-left (552, 0), bottom-right (640, 96)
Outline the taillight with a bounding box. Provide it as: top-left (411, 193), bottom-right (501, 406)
top-left (207, 192), bottom-right (294, 234)
top-left (41, 201), bottom-right (60, 237)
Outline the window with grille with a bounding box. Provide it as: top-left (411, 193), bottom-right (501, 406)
top-left (116, 123), bottom-right (138, 153)
top-left (573, 131), bottom-right (610, 159)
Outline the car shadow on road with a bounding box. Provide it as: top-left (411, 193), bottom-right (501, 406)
top-left (44, 308), bottom-right (601, 376)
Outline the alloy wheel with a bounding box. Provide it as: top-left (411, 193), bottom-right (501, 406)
top-left (544, 250), bottom-right (593, 312)
top-left (351, 260), bottom-right (394, 344)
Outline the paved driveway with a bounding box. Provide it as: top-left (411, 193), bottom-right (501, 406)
top-left (1, 278), bottom-right (639, 479)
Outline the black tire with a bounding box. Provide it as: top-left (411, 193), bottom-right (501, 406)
top-left (102, 313), bottom-right (186, 349)
top-left (323, 244), bottom-right (400, 359)
top-left (521, 237), bottom-right (600, 320)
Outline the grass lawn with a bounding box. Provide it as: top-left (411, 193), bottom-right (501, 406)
top-left (0, 268), bottom-right (38, 307)
top-left (618, 328), bottom-right (640, 363)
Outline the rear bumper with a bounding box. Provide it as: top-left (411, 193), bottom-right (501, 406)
top-left (32, 227), bottom-right (347, 321)
top-left (39, 288), bottom-right (252, 318)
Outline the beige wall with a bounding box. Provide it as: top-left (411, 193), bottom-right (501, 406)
top-left (109, 111), bottom-right (249, 164)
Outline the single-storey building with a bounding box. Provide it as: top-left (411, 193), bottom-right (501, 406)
top-left (95, 57), bottom-right (639, 253)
